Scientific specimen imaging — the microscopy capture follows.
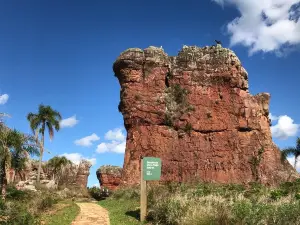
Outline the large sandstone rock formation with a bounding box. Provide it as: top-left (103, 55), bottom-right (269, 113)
top-left (96, 165), bottom-right (122, 190)
top-left (113, 45), bottom-right (298, 186)
top-left (8, 159), bottom-right (91, 189)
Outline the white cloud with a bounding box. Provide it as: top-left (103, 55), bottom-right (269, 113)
top-left (105, 128), bottom-right (126, 141)
top-left (92, 183), bottom-right (99, 187)
top-left (269, 113), bottom-right (278, 121)
top-left (271, 115), bottom-right (299, 140)
top-left (60, 115), bottom-right (79, 128)
top-left (0, 94), bottom-right (9, 105)
top-left (74, 133), bottom-right (100, 147)
top-left (212, 0), bottom-right (300, 55)
top-left (96, 128), bottom-right (126, 154)
top-left (212, 0), bottom-right (224, 8)
top-left (96, 141), bottom-right (126, 154)
top-left (61, 153), bottom-right (97, 166)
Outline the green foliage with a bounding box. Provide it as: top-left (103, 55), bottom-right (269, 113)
top-left (164, 84), bottom-right (193, 129)
top-left (0, 124), bottom-right (39, 199)
top-left (27, 104), bottom-right (62, 139)
top-left (164, 114), bottom-right (173, 127)
top-left (281, 137), bottom-right (300, 167)
top-left (111, 186), bottom-right (140, 200)
top-left (42, 202), bottom-right (80, 225)
top-left (103, 181), bottom-right (300, 225)
top-left (88, 186), bottom-right (110, 201)
top-left (166, 71), bottom-right (173, 80)
top-left (148, 198), bottom-right (188, 225)
top-left (6, 186), bottom-right (31, 201)
top-left (99, 199), bottom-right (142, 225)
top-left (37, 196), bottom-right (58, 211)
top-left (0, 187), bottom-right (39, 224)
top-left (0, 201), bottom-right (40, 225)
top-left (47, 156), bottom-right (71, 169)
top-left (183, 123), bottom-right (192, 134)
top-left (270, 189), bottom-right (289, 200)
top-left (295, 192), bottom-right (300, 200)
top-left (47, 156), bottom-right (72, 183)
top-left (27, 104), bottom-right (62, 183)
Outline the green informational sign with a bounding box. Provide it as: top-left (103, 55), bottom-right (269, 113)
top-left (143, 157), bottom-right (162, 181)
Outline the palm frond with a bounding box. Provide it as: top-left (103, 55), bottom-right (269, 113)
top-left (46, 122), bottom-right (54, 140)
top-left (281, 147), bottom-right (297, 162)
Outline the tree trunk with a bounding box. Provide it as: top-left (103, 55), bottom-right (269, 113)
top-left (294, 156), bottom-right (298, 169)
top-left (1, 161), bottom-right (7, 200)
top-left (37, 149), bottom-right (43, 183)
top-left (37, 133), bottom-right (45, 184)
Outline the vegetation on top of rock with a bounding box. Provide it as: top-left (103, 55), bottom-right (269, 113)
top-left (46, 156), bottom-right (72, 184)
top-left (164, 84), bottom-right (194, 129)
top-left (97, 165), bottom-right (122, 176)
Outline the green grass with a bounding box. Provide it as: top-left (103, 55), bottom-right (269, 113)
top-left (99, 199), bottom-right (144, 225)
top-left (99, 181), bottom-right (300, 225)
top-left (42, 201), bottom-right (80, 225)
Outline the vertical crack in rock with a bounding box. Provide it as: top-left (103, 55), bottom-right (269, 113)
top-left (113, 45), bottom-right (299, 186)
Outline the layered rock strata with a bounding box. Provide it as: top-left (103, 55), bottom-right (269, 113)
top-left (113, 45), bottom-right (298, 186)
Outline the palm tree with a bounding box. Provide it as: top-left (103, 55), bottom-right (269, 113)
top-left (0, 124), bottom-right (39, 199)
top-left (10, 135), bottom-right (39, 182)
top-left (281, 137), bottom-right (300, 169)
top-left (27, 104), bottom-right (62, 183)
top-left (47, 156), bottom-right (71, 183)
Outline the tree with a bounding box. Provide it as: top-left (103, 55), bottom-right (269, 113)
top-left (281, 137), bottom-right (300, 169)
top-left (10, 135), bottom-right (39, 182)
top-left (0, 124), bottom-right (39, 200)
top-left (47, 156), bottom-right (71, 183)
top-left (27, 104), bottom-right (62, 183)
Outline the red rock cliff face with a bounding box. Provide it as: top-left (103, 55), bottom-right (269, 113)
top-left (96, 166), bottom-right (122, 190)
top-left (113, 45), bottom-right (298, 186)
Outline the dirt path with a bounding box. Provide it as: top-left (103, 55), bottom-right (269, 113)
top-left (71, 203), bottom-right (110, 225)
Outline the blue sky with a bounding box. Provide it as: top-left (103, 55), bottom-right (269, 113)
top-left (0, 0), bottom-right (300, 186)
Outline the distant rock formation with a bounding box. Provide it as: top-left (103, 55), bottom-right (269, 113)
top-left (113, 45), bottom-right (298, 186)
top-left (8, 159), bottom-right (91, 190)
top-left (96, 165), bottom-right (122, 190)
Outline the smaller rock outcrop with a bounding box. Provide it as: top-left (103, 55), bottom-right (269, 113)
top-left (11, 158), bottom-right (92, 190)
top-left (96, 165), bottom-right (122, 190)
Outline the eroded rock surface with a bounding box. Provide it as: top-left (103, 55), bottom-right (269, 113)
top-left (9, 159), bottom-right (91, 189)
top-left (113, 45), bottom-right (298, 186)
top-left (96, 166), bottom-right (122, 190)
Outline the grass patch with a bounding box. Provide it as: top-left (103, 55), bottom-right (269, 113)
top-left (101, 181), bottom-right (300, 225)
top-left (99, 199), bottom-right (143, 225)
top-left (42, 200), bottom-right (79, 225)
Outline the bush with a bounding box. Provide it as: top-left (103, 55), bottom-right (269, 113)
top-left (37, 195), bottom-right (58, 211)
top-left (111, 187), bottom-right (140, 200)
top-left (6, 186), bottom-right (32, 201)
top-left (270, 189), bottom-right (288, 200)
top-left (0, 201), bottom-right (40, 225)
top-left (88, 187), bottom-right (110, 201)
top-left (148, 198), bottom-right (188, 225)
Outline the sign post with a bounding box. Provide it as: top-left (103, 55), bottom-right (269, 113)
top-left (140, 157), bottom-right (162, 222)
